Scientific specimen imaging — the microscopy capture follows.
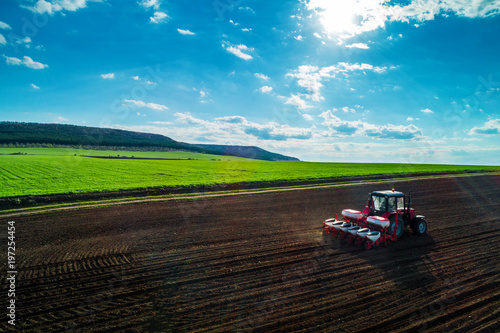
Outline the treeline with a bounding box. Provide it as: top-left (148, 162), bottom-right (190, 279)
top-left (0, 122), bottom-right (195, 150)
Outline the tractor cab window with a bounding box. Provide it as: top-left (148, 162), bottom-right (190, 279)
top-left (388, 197), bottom-right (397, 212)
top-left (372, 195), bottom-right (387, 212)
top-left (397, 197), bottom-right (404, 210)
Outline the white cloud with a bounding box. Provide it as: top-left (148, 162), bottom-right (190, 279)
top-left (213, 115), bottom-right (313, 141)
top-left (390, 0), bottom-right (500, 21)
top-left (101, 73), bottom-right (115, 79)
top-left (333, 106), bottom-right (356, 113)
top-left (305, 0), bottom-right (500, 42)
top-left (302, 113), bottom-right (314, 121)
top-left (23, 0), bottom-right (102, 15)
top-left (225, 43), bottom-right (254, 60)
top-left (178, 28), bottom-right (195, 35)
top-left (254, 73), bottom-right (270, 80)
top-left (313, 32), bottom-right (322, 38)
top-left (8, 36), bottom-right (32, 49)
top-left (30, 83), bottom-right (40, 89)
top-left (320, 110), bottom-right (363, 135)
top-left (2, 55), bottom-right (48, 69)
top-left (139, 0), bottom-right (167, 24)
top-left (286, 62), bottom-right (389, 104)
top-left (421, 108), bottom-right (434, 113)
top-left (0, 21), bottom-right (12, 30)
top-left (345, 43), bottom-right (370, 49)
top-left (469, 119), bottom-right (500, 135)
top-left (229, 19), bottom-right (239, 26)
top-left (215, 115), bottom-right (247, 124)
top-left (23, 56), bottom-right (47, 69)
top-left (149, 121), bottom-right (173, 125)
top-left (174, 112), bottom-right (207, 125)
top-left (55, 116), bottom-right (70, 123)
top-left (1, 34), bottom-right (31, 48)
top-left (123, 99), bottom-right (168, 111)
top-left (319, 110), bottom-right (423, 139)
top-left (239, 6), bottom-right (255, 14)
top-left (294, 35), bottom-right (303, 41)
top-left (285, 94), bottom-right (312, 109)
top-left (150, 11), bottom-right (169, 23)
top-left (197, 89), bottom-right (213, 103)
top-left (3, 55), bottom-right (22, 66)
top-left (241, 28), bottom-right (252, 32)
top-left (286, 65), bottom-right (324, 102)
top-left (259, 86), bottom-right (273, 93)
top-left (139, 0), bottom-right (160, 10)
top-left (336, 62), bottom-right (387, 73)
top-left (131, 76), bottom-right (140, 80)
top-left (366, 124), bottom-right (423, 140)
top-left (407, 117), bottom-right (419, 121)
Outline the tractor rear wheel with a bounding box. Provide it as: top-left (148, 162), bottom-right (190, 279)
top-left (412, 218), bottom-right (427, 235)
top-left (388, 216), bottom-right (404, 239)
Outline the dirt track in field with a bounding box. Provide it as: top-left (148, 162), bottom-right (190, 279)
top-left (1, 174), bottom-right (499, 332)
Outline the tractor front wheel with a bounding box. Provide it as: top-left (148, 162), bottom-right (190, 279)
top-left (389, 216), bottom-right (405, 240)
top-left (412, 218), bottom-right (428, 235)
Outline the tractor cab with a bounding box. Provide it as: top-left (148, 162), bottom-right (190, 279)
top-left (363, 189), bottom-right (415, 221)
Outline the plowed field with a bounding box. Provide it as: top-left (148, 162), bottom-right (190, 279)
top-left (1, 174), bottom-right (499, 332)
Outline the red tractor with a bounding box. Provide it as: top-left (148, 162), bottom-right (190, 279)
top-left (323, 189), bottom-right (427, 250)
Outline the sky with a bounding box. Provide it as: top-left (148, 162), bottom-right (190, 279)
top-left (1, 0), bottom-right (500, 165)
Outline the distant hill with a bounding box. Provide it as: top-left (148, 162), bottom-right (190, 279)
top-left (195, 144), bottom-right (298, 161)
top-left (0, 122), bottom-right (300, 161)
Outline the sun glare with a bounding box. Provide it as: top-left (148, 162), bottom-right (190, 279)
top-left (308, 0), bottom-right (387, 42)
top-left (320, 2), bottom-right (359, 33)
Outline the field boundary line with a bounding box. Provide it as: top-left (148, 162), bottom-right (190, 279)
top-left (1, 171), bottom-right (499, 218)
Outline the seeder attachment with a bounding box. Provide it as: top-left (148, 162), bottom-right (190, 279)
top-left (323, 206), bottom-right (401, 250)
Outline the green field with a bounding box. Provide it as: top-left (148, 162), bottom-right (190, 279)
top-left (1, 148), bottom-right (499, 197)
top-left (0, 147), bottom-right (250, 160)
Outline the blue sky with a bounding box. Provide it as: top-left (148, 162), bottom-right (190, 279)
top-left (1, 0), bottom-right (500, 164)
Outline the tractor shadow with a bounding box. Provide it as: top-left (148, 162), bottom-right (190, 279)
top-left (324, 230), bottom-right (438, 289)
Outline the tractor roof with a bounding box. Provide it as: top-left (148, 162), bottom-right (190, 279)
top-left (372, 190), bottom-right (404, 197)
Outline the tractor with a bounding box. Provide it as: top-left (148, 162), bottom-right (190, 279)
top-left (323, 189), bottom-right (428, 250)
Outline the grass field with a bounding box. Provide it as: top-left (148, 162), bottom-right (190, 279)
top-left (0, 147), bottom-right (250, 160)
top-left (1, 147), bottom-right (499, 197)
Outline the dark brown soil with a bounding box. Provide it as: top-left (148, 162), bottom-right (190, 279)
top-left (1, 174), bottom-right (499, 332)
